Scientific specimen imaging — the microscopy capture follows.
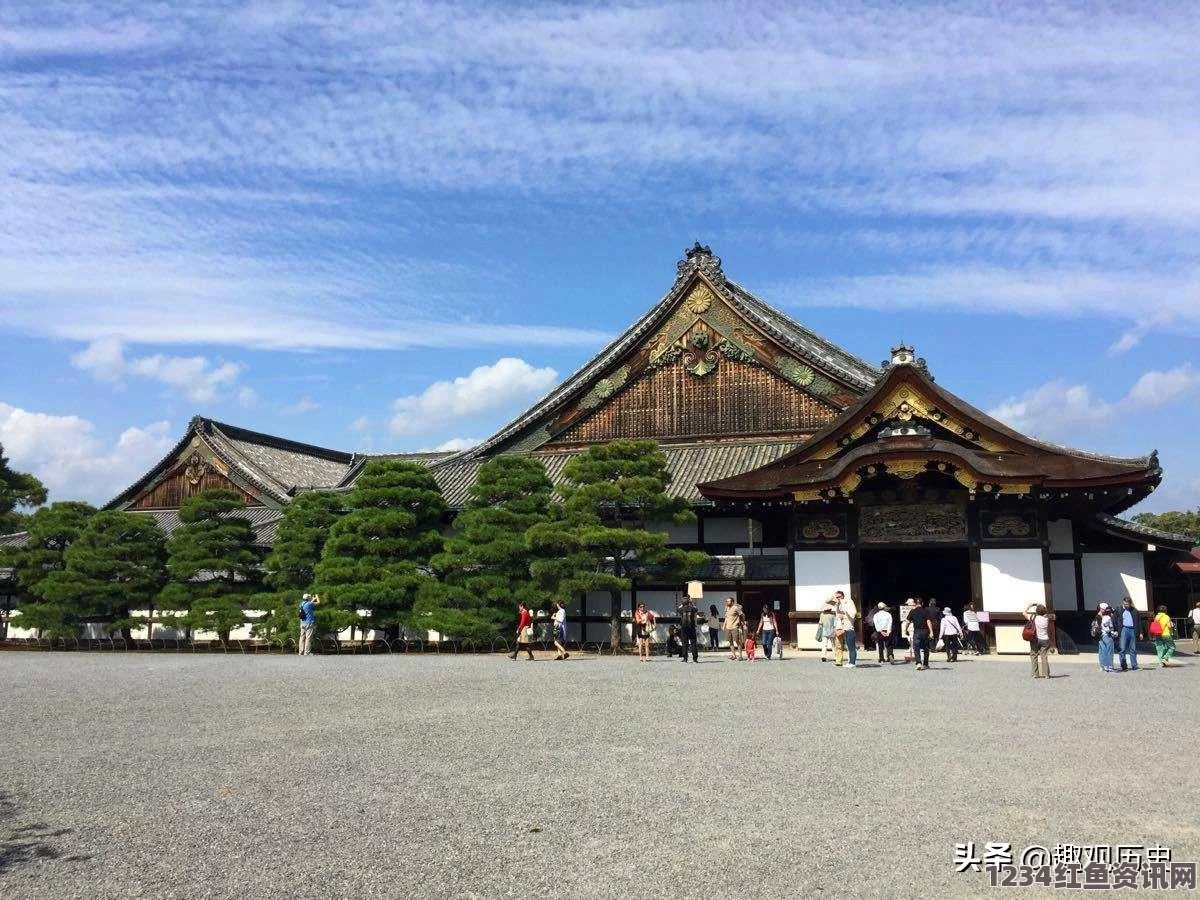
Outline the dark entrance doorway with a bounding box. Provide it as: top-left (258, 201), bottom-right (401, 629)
top-left (738, 585), bottom-right (791, 640)
top-left (859, 548), bottom-right (972, 614)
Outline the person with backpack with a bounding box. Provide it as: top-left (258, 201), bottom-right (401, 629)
top-left (1116, 596), bottom-right (1141, 672)
top-left (297, 593), bottom-right (319, 656)
top-left (1093, 602), bottom-right (1117, 673)
top-left (1150, 604), bottom-right (1176, 668)
top-left (1024, 603), bottom-right (1051, 679)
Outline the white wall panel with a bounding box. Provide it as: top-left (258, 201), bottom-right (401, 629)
top-left (1049, 559), bottom-right (1079, 611)
top-left (793, 551), bottom-right (850, 612)
top-left (635, 590), bottom-right (682, 616)
top-left (1048, 519), bottom-right (1075, 555)
top-left (980, 548), bottom-right (1045, 613)
top-left (1081, 553), bottom-right (1147, 611)
top-left (586, 590), bottom-right (632, 616)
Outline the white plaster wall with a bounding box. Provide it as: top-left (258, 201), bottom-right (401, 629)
top-left (635, 589), bottom-right (682, 616)
top-left (1081, 553), bottom-right (1147, 611)
top-left (980, 548), bottom-right (1045, 613)
top-left (648, 520), bottom-right (699, 544)
top-left (1049, 559), bottom-right (1079, 611)
top-left (586, 590), bottom-right (632, 617)
top-left (1048, 519), bottom-right (1074, 555)
top-left (793, 550), bottom-right (850, 612)
top-left (704, 517), bottom-right (761, 544)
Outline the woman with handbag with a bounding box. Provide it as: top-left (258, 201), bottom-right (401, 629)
top-left (939, 607), bottom-right (964, 662)
top-left (1024, 603), bottom-right (1051, 678)
top-left (633, 602), bottom-right (656, 662)
top-left (509, 601), bottom-right (536, 661)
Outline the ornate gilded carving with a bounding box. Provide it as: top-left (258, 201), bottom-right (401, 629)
top-left (686, 283), bottom-right (715, 314)
top-left (579, 366), bottom-right (630, 410)
top-left (795, 514), bottom-right (846, 542)
top-left (858, 503), bottom-right (968, 544)
top-left (674, 242), bottom-right (725, 288)
top-left (506, 425), bottom-right (552, 453)
top-left (183, 451), bottom-right (209, 486)
top-left (793, 488), bottom-right (824, 502)
top-left (997, 483), bottom-right (1032, 495)
top-left (885, 459), bottom-right (928, 480)
top-left (984, 512), bottom-right (1036, 539)
top-left (776, 356), bottom-right (815, 387)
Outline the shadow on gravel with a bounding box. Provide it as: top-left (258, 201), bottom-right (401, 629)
top-left (0, 792), bottom-right (86, 875)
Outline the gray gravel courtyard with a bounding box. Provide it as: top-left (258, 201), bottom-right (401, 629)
top-left (1, 650), bottom-right (1197, 898)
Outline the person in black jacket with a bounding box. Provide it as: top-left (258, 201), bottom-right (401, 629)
top-left (927, 597), bottom-right (943, 644)
top-left (677, 597), bottom-right (700, 663)
top-left (907, 602), bottom-right (933, 670)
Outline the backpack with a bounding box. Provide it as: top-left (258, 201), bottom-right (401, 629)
top-left (1148, 618), bottom-right (1163, 638)
top-left (1090, 617), bottom-right (1101, 640)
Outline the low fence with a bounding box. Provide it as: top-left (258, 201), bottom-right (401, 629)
top-left (0, 635), bottom-right (637, 656)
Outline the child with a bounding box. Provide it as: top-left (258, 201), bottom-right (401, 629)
top-left (744, 633), bottom-right (757, 661)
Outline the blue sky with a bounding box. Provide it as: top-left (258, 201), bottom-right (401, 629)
top-left (1, 1), bottom-right (1197, 511)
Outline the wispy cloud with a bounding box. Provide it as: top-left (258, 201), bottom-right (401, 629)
top-left (71, 336), bottom-right (244, 402)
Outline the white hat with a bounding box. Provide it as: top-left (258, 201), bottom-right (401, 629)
top-left (943, 607), bottom-right (951, 615)
top-left (1099, 602), bottom-right (1110, 610)
top-left (877, 602), bottom-right (887, 610)
top-left (302, 593), bottom-right (310, 600)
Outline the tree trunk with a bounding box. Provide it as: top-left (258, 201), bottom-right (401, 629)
top-left (609, 588), bottom-right (621, 652)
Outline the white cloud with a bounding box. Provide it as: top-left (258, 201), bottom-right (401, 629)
top-left (390, 358), bottom-right (558, 435)
top-left (71, 337), bottom-right (245, 403)
top-left (0, 402), bottom-right (172, 505)
top-left (279, 396), bottom-right (320, 415)
top-left (989, 364), bottom-right (1198, 441)
top-left (237, 386), bottom-right (259, 408)
top-left (350, 416), bottom-right (370, 433)
top-left (429, 437), bottom-right (480, 452)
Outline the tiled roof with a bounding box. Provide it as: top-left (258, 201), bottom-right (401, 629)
top-left (1094, 513), bottom-right (1195, 549)
top-left (137, 507), bottom-right (283, 548)
top-left (334, 451), bottom-right (456, 489)
top-left (0, 531), bottom-right (29, 549)
top-left (427, 439), bottom-right (804, 508)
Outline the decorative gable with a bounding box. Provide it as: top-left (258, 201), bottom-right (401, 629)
top-left (127, 440), bottom-right (261, 510)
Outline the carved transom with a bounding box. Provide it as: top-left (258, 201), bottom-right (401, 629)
top-left (183, 451), bottom-right (209, 486)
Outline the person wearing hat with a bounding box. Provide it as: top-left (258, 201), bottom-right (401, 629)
top-left (901, 598), bottom-right (917, 663)
top-left (298, 593), bottom-right (319, 656)
top-left (871, 602), bottom-right (894, 664)
top-left (938, 606), bottom-right (964, 662)
top-left (1094, 602), bottom-right (1117, 672)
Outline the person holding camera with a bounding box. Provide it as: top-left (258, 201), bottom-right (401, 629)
top-left (298, 593), bottom-right (320, 656)
top-left (677, 595), bottom-right (700, 663)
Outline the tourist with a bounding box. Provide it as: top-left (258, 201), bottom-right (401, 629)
top-left (758, 606), bottom-right (779, 660)
top-left (939, 607), bottom-right (963, 662)
top-left (1025, 603), bottom-right (1051, 679)
top-left (678, 596), bottom-right (700, 663)
top-left (833, 590), bottom-right (858, 667)
top-left (509, 601), bottom-right (536, 661)
top-left (298, 593), bottom-right (319, 656)
top-left (872, 602), bottom-right (894, 664)
top-left (665, 624), bottom-right (683, 659)
top-left (1192, 601), bottom-right (1200, 654)
top-left (901, 598), bottom-right (917, 662)
top-left (907, 600), bottom-right (932, 670)
top-left (744, 631), bottom-right (757, 661)
top-left (634, 602), bottom-right (656, 662)
top-left (724, 597), bottom-right (747, 661)
top-left (552, 600), bottom-right (570, 661)
top-left (1116, 596), bottom-right (1141, 672)
top-left (962, 602), bottom-right (985, 655)
top-left (1094, 602), bottom-right (1116, 673)
top-left (830, 607), bottom-right (859, 672)
top-left (707, 604), bottom-right (721, 651)
top-left (817, 596), bottom-right (837, 661)
top-left (927, 598), bottom-right (943, 644)
top-left (1151, 604), bottom-right (1176, 668)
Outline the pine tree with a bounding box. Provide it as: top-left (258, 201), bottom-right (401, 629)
top-left (161, 489), bottom-right (263, 641)
top-left (37, 511), bottom-right (167, 639)
top-left (527, 439), bottom-right (707, 650)
top-left (0, 443), bottom-right (47, 535)
top-left (416, 455), bottom-right (553, 641)
top-left (7, 501), bottom-right (95, 637)
top-left (252, 491), bottom-right (345, 641)
top-left (314, 460), bottom-right (446, 640)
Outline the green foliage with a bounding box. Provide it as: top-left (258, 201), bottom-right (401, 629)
top-left (37, 510), bottom-right (167, 637)
top-left (1131, 509), bottom-right (1200, 544)
top-left (0, 443), bottom-right (47, 535)
top-left (264, 492), bottom-right (344, 591)
top-left (419, 456), bottom-right (554, 639)
top-left (161, 489), bottom-right (263, 640)
top-left (526, 439), bottom-right (708, 647)
top-left (4, 501), bottom-right (96, 636)
top-left (314, 460), bottom-right (446, 636)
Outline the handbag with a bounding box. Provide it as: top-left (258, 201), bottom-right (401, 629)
top-left (934, 639), bottom-right (945, 651)
top-left (1148, 619), bottom-right (1163, 637)
top-left (1021, 620), bottom-right (1036, 642)
top-left (814, 624), bottom-right (825, 643)
top-left (521, 625), bottom-right (535, 641)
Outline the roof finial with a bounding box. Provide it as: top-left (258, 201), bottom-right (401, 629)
top-left (675, 241), bottom-right (725, 288)
top-left (882, 343), bottom-right (931, 376)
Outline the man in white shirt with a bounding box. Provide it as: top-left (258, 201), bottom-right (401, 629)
top-left (872, 603), bottom-right (894, 664)
top-left (1191, 601), bottom-right (1200, 654)
top-left (833, 590), bottom-right (858, 668)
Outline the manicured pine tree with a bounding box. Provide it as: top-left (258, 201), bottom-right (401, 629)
top-left (0, 443), bottom-right (47, 536)
top-left (416, 455), bottom-right (553, 641)
top-left (37, 511), bottom-right (167, 638)
top-left (6, 501), bottom-right (96, 638)
top-left (252, 491), bottom-right (345, 641)
top-left (527, 439), bottom-right (708, 650)
top-left (160, 489), bottom-right (263, 642)
top-left (314, 460), bottom-right (446, 641)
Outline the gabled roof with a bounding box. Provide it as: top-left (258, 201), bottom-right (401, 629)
top-left (107, 416), bottom-right (356, 509)
top-left (447, 244), bottom-right (878, 463)
top-left (1094, 514), bottom-right (1195, 550)
top-left (701, 346), bottom-right (1161, 510)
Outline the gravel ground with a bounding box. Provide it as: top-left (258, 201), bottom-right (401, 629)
top-left (1, 650), bottom-right (1196, 899)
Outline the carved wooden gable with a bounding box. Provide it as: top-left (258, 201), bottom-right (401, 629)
top-left (127, 446), bottom-right (260, 510)
top-left (544, 279), bottom-right (855, 446)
